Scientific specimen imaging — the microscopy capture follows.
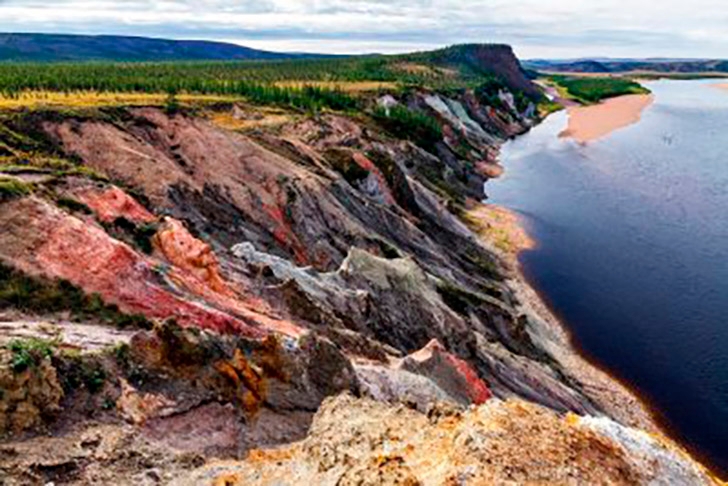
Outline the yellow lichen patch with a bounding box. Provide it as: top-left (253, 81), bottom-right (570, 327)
top-left (565, 412), bottom-right (582, 426)
top-left (207, 108), bottom-right (294, 132)
top-left (0, 90), bottom-right (241, 110)
top-left (273, 80), bottom-right (397, 92)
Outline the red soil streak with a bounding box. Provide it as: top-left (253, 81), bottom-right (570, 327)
top-left (443, 353), bottom-right (492, 405)
top-left (0, 197), bottom-right (306, 337)
top-left (408, 339), bottom-right (492, 405)
top-left (351, 152), bottom-right (397, 206)
top-left (259, 179), bottom-right (309, 266)
top-left (35, 211), bottom-right (262, 336)
top-left (72, 185), bottom-right (155, 224)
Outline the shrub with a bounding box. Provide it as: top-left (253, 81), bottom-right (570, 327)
top-left (373, 105), bottom-right (442, 152)
top-left (56, 196), bottom-right (93, 214)
top-left (7, 338), bottom-right (57, 373)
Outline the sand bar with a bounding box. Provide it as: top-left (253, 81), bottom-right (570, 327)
top-left (560, 94), bottom-right (654, 143)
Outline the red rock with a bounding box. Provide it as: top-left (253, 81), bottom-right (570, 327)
top-left (73, 185), bottom-right (155, 224)
top-left (351, 152), bottom-right (397, 206)
top-left (402, 339), bottom-right (492, 405)
top-left (443, 351), bottom-right (492, 405)
top-left (0, 197), bottom-right (305, 337)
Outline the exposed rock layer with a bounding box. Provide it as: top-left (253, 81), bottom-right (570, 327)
top-left (0, 80), bottom-right (719, 483)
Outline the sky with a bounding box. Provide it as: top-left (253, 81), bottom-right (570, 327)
top-left (0, 0), bottom-right (726, 59)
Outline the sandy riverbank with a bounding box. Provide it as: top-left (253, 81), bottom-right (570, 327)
top-left (560, 93), bottom-right (654, 143)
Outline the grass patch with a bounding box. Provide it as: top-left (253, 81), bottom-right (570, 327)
top-left (537, 99), bottom-right (564, 117)
top-left (6, 337), bottom-right (57, 373)
top-left (0, 262), bottom-right (153, 329)
top-left (56, 196), bottom-right (93, 215)
top-left (56, 354), bottom-right (107, 394)
top-left (549, 76), bottom-right (650, 104)
top-left (0, 177), bottom-right (33, 200)
top-left (0, 91), bottom-right (240, 110)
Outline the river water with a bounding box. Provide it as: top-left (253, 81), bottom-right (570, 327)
top-left (488, 79), bottom-right (728, 475)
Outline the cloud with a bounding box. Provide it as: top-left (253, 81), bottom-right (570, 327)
top-left (0, 0), bottom-right (726, 57)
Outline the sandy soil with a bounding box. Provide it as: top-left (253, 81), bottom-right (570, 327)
top-left (465, 203), bottom-right (535, 259)
top-left (560, 94), bottom-right (654, 143)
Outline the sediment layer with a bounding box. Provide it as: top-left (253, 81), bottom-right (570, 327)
top-left (0, 68), bottom-right (718, 483)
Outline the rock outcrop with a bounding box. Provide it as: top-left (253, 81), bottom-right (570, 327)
top-left (0, 78), bottom-right (720, 483)
top-left (187, 394), bottom-right (715, 486)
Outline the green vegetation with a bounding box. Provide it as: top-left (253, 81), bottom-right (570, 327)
top-left (56, 196), bottom-right (93, 214)
top-left (0, 55), bottom-right (485, 93)
top-left (473, 77), bottom-right (533, 112)
top-left (0, 46), bottom-right (526, 114)
top-left (104, 217), bottom-right (158, 255)
top-left (550, 76), bottom-right (650, 104)
top-left (0, 177), bottom-right (32, 199)
top-left (7, 337), bottom-right (57, 373)
top-left (537, 99), bottom-right (565, 117)
top-left (0, 262), bottom-right (153, 329)
top-left (0, 60), bottom-right (368, 112)
top-left (57, 354), bottom-right (107, 394)
top-left (373, 105), bottom-right (443, 152)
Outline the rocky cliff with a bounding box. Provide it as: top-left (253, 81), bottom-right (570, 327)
top-left (0, 70), bottom-right (720, 484)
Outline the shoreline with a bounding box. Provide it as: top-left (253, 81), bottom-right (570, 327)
top-left (559, 93), bottom-right (654, 143)
top-left (469, 200), bottom-right (725, 479)
top-left (468, 202), bottom-right (657, 431)
top-left (474, 105), bottom-right (724, 478)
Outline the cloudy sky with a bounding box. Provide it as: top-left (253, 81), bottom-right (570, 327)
top-left (0, 0), bottom-right (726, 59)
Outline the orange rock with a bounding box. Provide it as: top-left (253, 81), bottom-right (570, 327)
top-left (152, 217), bottom-right (305, 338)
top-left (153, 217), bottom-right (230, 294)
top-left (116, 379), bottom-right (174, 424)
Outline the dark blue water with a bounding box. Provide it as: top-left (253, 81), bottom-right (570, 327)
top-left (489, 79), bottom-right (728, 476)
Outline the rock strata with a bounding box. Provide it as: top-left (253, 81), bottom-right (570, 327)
top-left (0, 58), bottom-right (720, 482)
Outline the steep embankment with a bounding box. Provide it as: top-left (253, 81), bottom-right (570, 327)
top-left (0, 46), bottom-right (719, 484)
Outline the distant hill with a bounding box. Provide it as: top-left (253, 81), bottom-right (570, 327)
top-left (0, 33), bottom-right (324, 62)
top-left (524, 58), bottom-right (728, 74)
top-left (408, 44), bottom-right (541, 98)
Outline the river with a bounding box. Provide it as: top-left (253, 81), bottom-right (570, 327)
top-left (488, 79), bottom-right (728, 476)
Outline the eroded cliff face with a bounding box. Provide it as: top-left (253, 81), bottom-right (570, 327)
top-left (188, 394), bottom-right (714, 486)
top-left (0, 85), bottom-right (719, 484)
